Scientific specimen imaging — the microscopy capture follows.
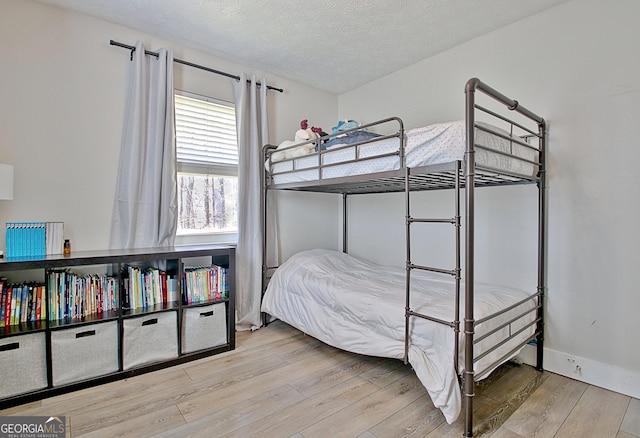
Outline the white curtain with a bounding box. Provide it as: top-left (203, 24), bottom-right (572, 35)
top-left (110, 41), bottom-right (177, 249)
top-left (234, 73), bottom-right (276, 331)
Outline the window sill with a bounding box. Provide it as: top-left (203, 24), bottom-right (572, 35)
top-left (175, 232), bottom-right (238, 246)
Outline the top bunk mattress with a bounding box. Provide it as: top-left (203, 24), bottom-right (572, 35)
top-left (268, 120), bottom-right (538, 185)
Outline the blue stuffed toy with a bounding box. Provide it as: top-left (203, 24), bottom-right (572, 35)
top-left (332, 119), bottom-right (361, 134)
top-left (319, 119), bottom-right (381, 151)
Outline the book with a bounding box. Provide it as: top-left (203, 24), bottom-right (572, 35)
top-left (4, 286), bottom-right (12, 327)
top-left (109, 278), bottom-right (117, 312)
top-left (28, 285), bottom-right (35, 322)
top-left (45, 222), bottom-right (64, 255)
top-left (21, 285), bottom-right (29, 323)
top-left (143, 269), bottom-right (150, 308)
top-left (218, 266), bottom-right (228, 299)
top-left (122, 277), bottom-right (130, 310)
top-left (35, 285), bottom-right (42, 321)
top-left (161, 271), bottom-right (168, 305)
top-left (0, 281), bottom-right (5, 328)
top-left (13, 284), bottom-right (21, 325)
top-left (167, 277), bottom-right (178, 303)
top-left (48, 273), bottom-right (57, 321)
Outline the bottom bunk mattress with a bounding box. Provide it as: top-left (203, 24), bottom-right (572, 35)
top-left (261, 248), bottom-right (536, 423)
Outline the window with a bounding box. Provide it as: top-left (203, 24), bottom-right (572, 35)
top-left (175, 92), bottom-right (238, 236)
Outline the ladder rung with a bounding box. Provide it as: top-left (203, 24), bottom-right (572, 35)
top-left (408, 217), bottom-right (456, 224)
top-left (408, 263), bottom-right (457, 277)
top-left (407, 309), bottom-right (455, 328)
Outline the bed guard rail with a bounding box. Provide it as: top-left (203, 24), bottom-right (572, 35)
top-left (263, 117), bottom-right (405, 184)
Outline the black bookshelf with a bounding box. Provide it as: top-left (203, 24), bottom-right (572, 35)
top-left (0, 244), bottom-right (235, 409)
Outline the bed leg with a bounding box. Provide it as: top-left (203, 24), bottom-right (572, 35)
top-left (536, 339), bottom-right (544, 371)
top-left (463, 370), bottom-right (474, 437)
top-left (536, 310), bottom-right (544, 371)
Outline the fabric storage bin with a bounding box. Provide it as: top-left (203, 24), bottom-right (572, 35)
top-left (0, 332), bottom-right (47, 398)
top-left (51, 320), bottom-right (119, 386)
top-left (123, 311), bottom-right (178, 370)
top-left (181, 303), bottom-right (227, 354)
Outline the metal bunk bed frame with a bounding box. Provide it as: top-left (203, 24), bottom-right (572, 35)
top-left (261, 78), bottom-right (546, 437)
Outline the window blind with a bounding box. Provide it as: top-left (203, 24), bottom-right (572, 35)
top-left (175, 93), bottom-right (238, 174)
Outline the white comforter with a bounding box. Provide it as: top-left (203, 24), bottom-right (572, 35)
top-left (261, 249), bottom-right (536, 423)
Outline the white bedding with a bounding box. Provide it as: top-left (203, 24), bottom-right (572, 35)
top-left (261, 248), bottom-right (536, 423)
top-left (269, 120), bottom-right (537, 184)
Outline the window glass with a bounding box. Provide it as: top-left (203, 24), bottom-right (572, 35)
top-left (175, 92), bottom-right (238, 236)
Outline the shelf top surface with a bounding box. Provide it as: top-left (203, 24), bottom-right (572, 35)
top-left (0, 244), bottom-right (236, 270)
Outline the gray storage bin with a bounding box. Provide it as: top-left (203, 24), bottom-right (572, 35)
top-left (123, 311), bottom-right (178, 370)
top-left (51, 321), bottom-right (119, 386)
top-left (181, 303), bottom-right (227, 354)
top-left (0, 332), bottom-right (47, 398)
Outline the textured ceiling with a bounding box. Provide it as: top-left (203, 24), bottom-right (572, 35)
top-left (35, 0), bottom-right (569, 94)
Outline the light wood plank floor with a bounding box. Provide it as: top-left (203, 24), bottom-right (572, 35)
top-left (1, 320), bottom-right (638, 438)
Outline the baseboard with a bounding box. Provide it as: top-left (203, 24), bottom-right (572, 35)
top-left (517, 344), bottom-right (640, 399)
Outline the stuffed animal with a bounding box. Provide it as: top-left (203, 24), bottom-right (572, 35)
top-left (301, 119), bottom-right (325, 138)
top-left (270, 119), bottom-right (323, 163)
top-left (332, 119), bottom-right (361, 134)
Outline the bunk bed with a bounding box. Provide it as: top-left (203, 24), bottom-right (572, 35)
top-left (260, 78), bottom-right (546, 437)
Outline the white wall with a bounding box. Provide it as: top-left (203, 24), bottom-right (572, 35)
top-left (0, 0), bottom-right (338, 254)
top-left (338, 0), bottom-right (640, 397)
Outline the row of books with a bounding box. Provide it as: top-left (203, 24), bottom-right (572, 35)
top-left (47, 270), bottom-right (118, 321)
top-left (123, 266), bottom-right (179, 311)
top-left (5, 221), bottom-right (64, 258)
top-left (183, 265), bottom-right (229, 304)
top-left (1, 264), bottom-right (229, 326)
top-left (1, 280), bottom-right (46, 327)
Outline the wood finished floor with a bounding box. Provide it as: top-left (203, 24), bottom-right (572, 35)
top-left (1, 320), bottom-right (638, 438)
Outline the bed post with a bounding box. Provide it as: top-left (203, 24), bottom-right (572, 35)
top-left (454, 160), bottom-right (462, 381)
top-left (261, 145), bottom-right (268, 327)
top-left (463, 78), bottom-right (479, 438)
top-left (536, 121), bottom-right (547, 370)
top-left (404, 165), bottom-right (411, 366)
top-left (343, 193), bottom-right (348, 253)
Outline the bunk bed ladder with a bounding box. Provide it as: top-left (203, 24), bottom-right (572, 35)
top-left (403, 161), bottom-right (463, 368)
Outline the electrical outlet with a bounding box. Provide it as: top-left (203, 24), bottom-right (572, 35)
top-left (567, 357), bottom-right (582, 375)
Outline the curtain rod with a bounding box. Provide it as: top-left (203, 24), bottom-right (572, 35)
top-left (109, 39), bottom-right (284, 93)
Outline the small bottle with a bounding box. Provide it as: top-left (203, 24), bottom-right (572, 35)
top-left (63, 239), bottom-right (71, 256)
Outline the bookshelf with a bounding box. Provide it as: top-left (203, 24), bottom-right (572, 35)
top-left (0, 244), bottom-right (235, 408)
